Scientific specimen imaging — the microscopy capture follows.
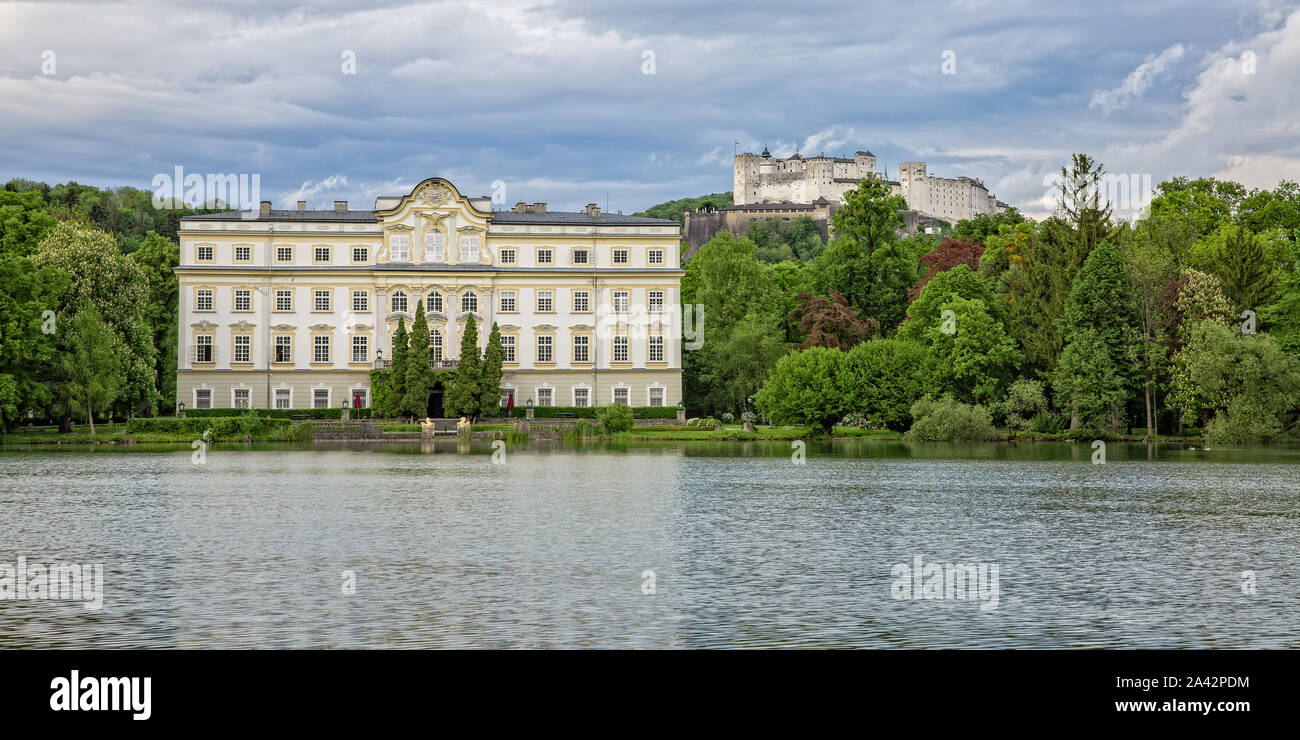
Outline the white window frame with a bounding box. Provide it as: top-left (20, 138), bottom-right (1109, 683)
top-left (313, 289), bottom-right (331, 312)
top-left (392, 234), bottom-right (411, 262)
top-left (232, 386), bottom-right (251, 409)
top-left (573, 387), bottom-right (590, 407)
top-left (461, 291), bottom-right (478, 314)
top-left (459, 235), bottom-right (479, 263)
top-left (573, 290), bottom-right (590, 312)
top-left (391, 290), bottom-right (408, 314)
top-left (233, 335), bottom-right (251, 363)
top-left (312, 387), bottom-right (331, 409)
top-left (613, 335), bottom-right (629, 363)
top-left (352, 335), bottom-right (368, 363)
top-left (612, 248), bottom-right (629, 264)
top-left (501, 335), bottom-right (515, 363)
top-left (536, 290), bottom-right (553, 312)
top-left (274, 387), bottom-right (292, 409)
top-left (194, 387), bottom-right (213, 409)
top-left (536, 335), bottom-right (553, 363)
top-left (275, 289), bottom-right (292, 312)
top-left (352, 290), bottom-right (369, 313)
top-left (425, 231), bottom-right (445, 262)
top-left (499, 290), bottom-right (516, 312)
top-left (196, 289), bottom-right (213, 311)
top-left (313, 335), bottom-right (330, 363)
top-left (573, 335), bottom-right (589, 363)
top-left (274, 335), bottom-right (292, 363)
top-left (234, 289), bottom-right (252, 312)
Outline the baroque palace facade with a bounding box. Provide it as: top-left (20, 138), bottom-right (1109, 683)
top-left (175, 178), bottom-right (684, 413)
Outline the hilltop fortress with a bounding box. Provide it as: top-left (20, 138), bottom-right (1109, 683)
top-left (734, 147), bottom-right (1006, 223)
top-left (683, 148), bottom-right (1007, 254)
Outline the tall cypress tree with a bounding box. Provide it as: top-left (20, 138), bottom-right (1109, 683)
top-left (1056, 241), bottom-right (1139, 431)
top-left (478, 322), bottom-right (505, 416)
top-left (405, 300), bottom-right (433, 419)
top-left (445, 316), bottom-right (482, 420)
top-left (389, 317), bottom-right (409, 419)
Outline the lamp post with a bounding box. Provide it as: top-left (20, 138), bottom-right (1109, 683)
top-left (525, 397), bottom-right (534, 422)
top-left (676, 401), bottom-right (686, 424)
top-left (177, 401), bottom-right (185, 419)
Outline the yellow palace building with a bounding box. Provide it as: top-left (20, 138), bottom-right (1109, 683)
top-left (175, 178), bottom-right (684, 414)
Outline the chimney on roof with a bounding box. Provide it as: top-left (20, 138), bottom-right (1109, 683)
top-left (525, 202), bottom-right (547, 214)
top-left (513, 202), bottom-right (527, 213)
top-left (585, 203), bottom-right (600, 217)
top-left (260, 201), bottom-right (271, 215)
top-left (334, 201), bottom-right (348, 212)
top-left (297, 200), bottom-right (307, 211)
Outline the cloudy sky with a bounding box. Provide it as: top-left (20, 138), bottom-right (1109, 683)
top-left (1, 0), bottom-right (1297, 217)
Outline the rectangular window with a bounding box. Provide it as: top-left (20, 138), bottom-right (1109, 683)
top-left (425, 232), bottom-right (445, 262)
top-left (536, 335), bottom-right (553, 363)
top-left (234, 289), bottom-right (251, 312)
top-left (501, 335), bottom-right (516, 363)
top-left (275, 289), bottom-right (292, 311)
top-left (573, 335), bottom-right (589, 363)
top-left (313, 289), bottom-right (330, 312)
top-left (197, 245), bottom-right (214, 261)
top-left (352, 389), bottom-right (369, 409)
top-left (459, 235), bottom-right (479, 263)
top-left (276, 246), bottom-right (293, 262)
top-left (612, 249), bottom-right (628, 264)
top-left (313, 389), bottom-right (329, 409)
top-left (499, 290), bottom-right (516, 312)
top-left (613, 335), bottom-right (629, 363)
top-left (649, 335), bottom-right (664, 363)
top-left (574, 388), bottom-right (589, 407)
top-left (314, 246), bottom-right (331, 263)
top-left (234, 388), bottom-right (250, 409)
top-left (649, 387), bottom-right (665, 407)
top-left (313, 335), bottom-right (330, 363)
top-left (573, 290), bottom-right (590, 312)
top-left (195, 389), bottom-right (212, 409)
top-left (572, 249), bottom-right (589, 265)
top-left (648, 290), bottom-right (664, 312)
top-left (537, 388), bottom-right (553, 407)
top-left (613, 290), bottom-right (629, 312)
top-left (352, 246), bottom-right (368, 263)
top-left (613, 387), bottom-right (629, 405)
top-left (234, 245), bottom-right (251, 262)
top-left (275, 335), bottom-right (292, 363)
top-left (391, 234), bottom-right (411, 261)
top-left (196, 289), bottom-right (213, 311)
top-left (537, 248), bottom-right (552, 265)
top-left (500, 248), bottom-right (516, 264)
top-left (536, 290), bottom-right (553, 312)
top-left (233, 335), bottom-right (251, 363)
top-left (352, 335), bottom-right (368, 363)
top-left (275, 389), bottom-right (291, 409)
top-left (195, 335), bottom-right (213, 363)
top-left (499, 389), bottom-right (514, 407)
top-left (648, 249), bottom-right (664, 265)
top-left (352, 291), bottom-right (368, 313)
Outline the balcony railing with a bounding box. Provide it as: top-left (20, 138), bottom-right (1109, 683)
top-left (373, 358), bottom-right (459, 370)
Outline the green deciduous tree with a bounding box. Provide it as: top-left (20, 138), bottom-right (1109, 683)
top-left (33, 221), bottom-right (156, 420)
top-left (924, 296), bottom-right (1021, 405)
top-left (753, 346), bottom-right (851, 435)
top-left (58, 308), bottom-right (123, 434)
top-left (843, 338), bottom-right (936, 430)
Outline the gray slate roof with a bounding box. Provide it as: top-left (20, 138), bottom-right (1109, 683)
top-left (182, 209), bottom-right (676, 226)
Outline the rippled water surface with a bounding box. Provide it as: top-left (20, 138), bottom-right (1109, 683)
top-left (1, 440), bottom-right (1297, 648)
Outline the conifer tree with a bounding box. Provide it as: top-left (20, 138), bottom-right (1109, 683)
top-left (445, 316), bottom-right (482, 419)
top-left (478, 322), bottom-right (505, 417)
top-left (404, 300), bottom-right (433, 419)
top-left (388, 317), bottom-right (409, 418)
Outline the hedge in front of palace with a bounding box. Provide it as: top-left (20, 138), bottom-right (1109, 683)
top-left (125, 416), bottom-right (291, 437)
top-left (495, 405), bottom-right (678, 419)
top-left (177, 407), bottom-right (375, 419)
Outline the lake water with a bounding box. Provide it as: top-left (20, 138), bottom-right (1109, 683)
top-left (1, 440), bottom-right (1297, 648)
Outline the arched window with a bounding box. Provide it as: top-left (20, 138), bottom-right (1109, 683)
top-left (428, 291), bottom-right (443, 313)
top-left (461, 290), bottom-right (478, 314)
top-left (391, 290), bottom-right (408, 313)
top-left (430, 329), bottom-right (443, 361)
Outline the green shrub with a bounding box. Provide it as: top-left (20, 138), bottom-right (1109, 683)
top-left (721, 412), bottom-right (735, 424)
top-left (595, 404), bottom-right (634, 434)
top-left (125, 416), bottom-right (291, 439)
top-left (905, 395), bottom-right (996, 442)
top-left (997, 378), bottom-right (1049, 430)
top-left (495, 405), bottom-right (678, 419)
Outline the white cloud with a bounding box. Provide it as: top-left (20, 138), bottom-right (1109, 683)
top-left (1089, 44), bottom-right (1186, 114)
